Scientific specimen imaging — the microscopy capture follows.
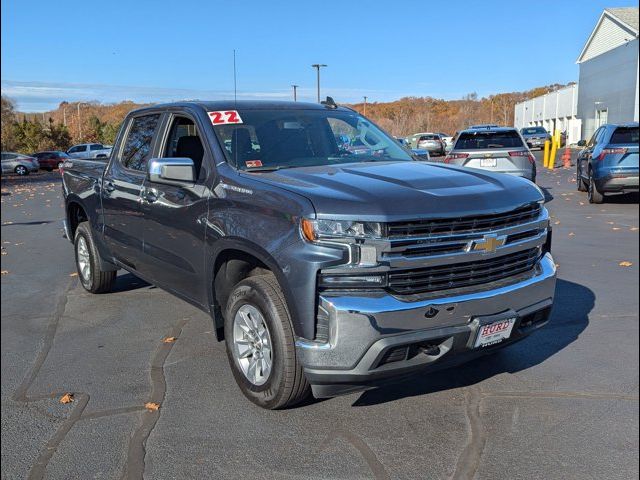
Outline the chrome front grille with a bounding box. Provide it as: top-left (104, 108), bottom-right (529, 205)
top-left (386, 203), bottom-right (541, 238)
top-left (387, 248), bottom-right (541, 295)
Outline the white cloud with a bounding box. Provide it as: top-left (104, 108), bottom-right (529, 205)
top-left (0, 79), bottom-right (417, 112)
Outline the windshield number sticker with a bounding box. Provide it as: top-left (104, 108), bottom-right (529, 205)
top-left (245, 160), bottom-right (263, 168)
top-left (208, 110), bottom-right (243, 125)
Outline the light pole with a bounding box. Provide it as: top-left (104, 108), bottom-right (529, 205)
top-left (77, 102), bottom-right (84, 140)
top-left (291, 84), bottom-right (299, 102)
top-left (363, 96), bottom-right (368, 116)
top-left (311, 64), bottom-right (327, 103)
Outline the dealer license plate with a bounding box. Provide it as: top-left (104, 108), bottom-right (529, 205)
top-left (480, 158), bottom-right (497, 167)
top-left (474, 317), bottom-right (516, 348)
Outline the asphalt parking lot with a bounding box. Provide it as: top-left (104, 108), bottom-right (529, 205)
top-left (1, 151), bottom-right (638, 480)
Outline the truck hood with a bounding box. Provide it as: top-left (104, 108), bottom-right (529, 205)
top-left (244, 161), bottom-right (544, 221)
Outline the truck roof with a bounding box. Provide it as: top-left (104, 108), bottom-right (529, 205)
top-left (129, 100), bottom-right (350, 115)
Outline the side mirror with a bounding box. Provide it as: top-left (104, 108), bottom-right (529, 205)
top-left (577, 140), bottom-right (586, 147)
top-left (148, 157), bottom-right (196, 186)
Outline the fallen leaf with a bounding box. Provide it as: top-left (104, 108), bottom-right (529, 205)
top-left (69, 272), bottom-right (78, 277)
top-left (145, 402), bottom-right (160, 411)
top-left (619, 261), bottom-right (633, 267)
top-left (60, 393), bottom-right (74, 404)
top-left (163, 336), bottom-right (177, 343)
top-left (612, 227), bottom-right (621, 231)
top-left (1, 270), bottom-right (8, 275)
top-left (554, 221), bottom-right (561, 225)
top-left (631, 227), bottom-right (638, 232)
top-left (579, 202), bottom-right (585, 206)
top-left (568, 232), bottom-right (575, 236)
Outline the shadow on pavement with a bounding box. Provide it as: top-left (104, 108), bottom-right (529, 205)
top-left (110, 272), bottom-right (153, 293)
top-left (601, 192), bottom-right (639, 204)
top-left (351, 278), bottom-right (592, 407)
top-left (1, 173), bottom-right (62, 186)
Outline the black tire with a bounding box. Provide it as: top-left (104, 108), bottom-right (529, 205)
top-left (224, 273), bottom-right (310, 409)
top-left (588, 168), bottom-right (604, 204)
top-left (74, 222), bottom-right (116, 293)
top-left (14, 165), bottom-right (28, 176)
top-left (577, 166), bottom-right (587, 192)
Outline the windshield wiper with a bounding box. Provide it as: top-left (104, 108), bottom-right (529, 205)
top-left (243, 165), bottom-right (294, 173)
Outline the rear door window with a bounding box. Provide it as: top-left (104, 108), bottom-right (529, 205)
top-left (610, 127), bottom-right (639, 144)
top-left (120, 114), bottom-right (161, 171)
top-left (455, 130), bottom-right (524, 149)
top-left (89, 144), bottom-right (104, 150)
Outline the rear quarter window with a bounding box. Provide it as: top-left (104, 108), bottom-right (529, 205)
top-left (456, 131), bottom-right (524, 149)
top-left (610, 127), bottom-right (639, 144)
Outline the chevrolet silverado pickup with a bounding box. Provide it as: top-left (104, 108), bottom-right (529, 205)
top-left (61, 100), bottom-right (556, 409)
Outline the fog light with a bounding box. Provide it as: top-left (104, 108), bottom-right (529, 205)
top-left (319, 274), bottom-right (386, 288)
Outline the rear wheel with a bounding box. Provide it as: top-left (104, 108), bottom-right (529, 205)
top-left (588, 168), bottom-right (604, 204)
top-left (577, 165), bottom-right (587, 192)
top-left (74, 222), bottom-right (116, 293)
top-left (224, 273), bottom-right (310, 409)
top-left (57, 162), bottom-right (64, 169)
top-left (14, 165), bottom-right (28, 176)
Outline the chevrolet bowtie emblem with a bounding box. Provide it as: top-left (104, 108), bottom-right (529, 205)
top-left (468, 234), bottom-right (507, 254)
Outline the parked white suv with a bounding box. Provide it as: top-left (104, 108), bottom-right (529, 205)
top-left (67, 143), bottom-right (112, 159)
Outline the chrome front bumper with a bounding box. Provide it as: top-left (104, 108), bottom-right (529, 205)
top-left (297, 253), bottom-right (556, 397)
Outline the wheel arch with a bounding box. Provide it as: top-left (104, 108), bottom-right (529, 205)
top-left (208, 239), bottom-right (298, 341)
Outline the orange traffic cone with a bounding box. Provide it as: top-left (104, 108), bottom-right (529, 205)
top-left (562, 147), bottom-right (571, 168)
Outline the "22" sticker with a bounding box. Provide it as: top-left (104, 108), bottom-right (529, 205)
top-left (208, 110), bottom-right (243, 125)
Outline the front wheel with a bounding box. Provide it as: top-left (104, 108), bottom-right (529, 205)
top-left (224, 273), bottom-right (310, 409)
top-left (74, 222), bottom-right (116, 293)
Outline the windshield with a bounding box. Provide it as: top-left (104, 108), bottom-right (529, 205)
top-left (419, 135), bottom-right (440, 141)
top-left (212, 109), bottom-right (413, 170)
top-left (456, 130), bottom-right (524, 149)
top-left (521, 127), bottom-right (547, 135)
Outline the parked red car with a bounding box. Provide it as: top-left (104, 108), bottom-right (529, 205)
top-left (32, 151), bottom-right (71, 171)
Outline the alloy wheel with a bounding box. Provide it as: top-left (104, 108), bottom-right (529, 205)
top-left (232, 304), bottom-right (273, 386)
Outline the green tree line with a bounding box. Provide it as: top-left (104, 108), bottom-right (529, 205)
top-left (1, 96), bottom-right (124, 154)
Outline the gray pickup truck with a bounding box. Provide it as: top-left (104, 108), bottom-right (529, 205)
top-left (61, 100), bottom-right (556, 409)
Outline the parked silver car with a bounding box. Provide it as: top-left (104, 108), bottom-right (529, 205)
top-left (444, 127), bottom-right (536, 182)
top-left (416, 133), bottom-right (446, 156)
top-left (1, 152), bottom-right (39, 175)
top-left (67, 143), bottom-right (112, 159)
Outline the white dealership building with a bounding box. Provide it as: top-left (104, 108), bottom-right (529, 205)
top-left (515, 7), bottom-right (639, 143)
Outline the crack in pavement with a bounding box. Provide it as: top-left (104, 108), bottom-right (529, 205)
top-left (122, 318), bottom-right (189, 480)
top-left (449, 386), bottom-right (638, 480)
top-left (319, 427), bottom-right (391, 480)
top-left (451, 386), bottom-right (486, 480)
top-left (9, 274), bottom-right (190, 480)
top-left (7, 277), bottom-right (90, 480)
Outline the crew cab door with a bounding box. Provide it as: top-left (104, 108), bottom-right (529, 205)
top-left (137, 112), bottom-right (211, 306)
top-left (101, 112), bottom-right (162, 269)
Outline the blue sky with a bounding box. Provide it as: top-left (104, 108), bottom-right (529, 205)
top-left (1, 0), bottom-right (637, 111)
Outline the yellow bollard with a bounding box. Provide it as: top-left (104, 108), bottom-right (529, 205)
top-left (543, 140), bottom-right (550, 168)
top-left (549, 135), bottom-right (558, 170)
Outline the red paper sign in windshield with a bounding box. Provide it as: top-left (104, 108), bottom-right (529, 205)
top-left (208, 110), bottom-right (243, 125)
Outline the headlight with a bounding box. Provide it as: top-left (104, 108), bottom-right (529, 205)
top-left (301, 219), bottom-right (383, 241)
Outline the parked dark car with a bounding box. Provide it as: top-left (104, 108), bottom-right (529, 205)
top-left (520, 126), bottom-right (551, 150)
top-left (576, 122), bottom-right (639, 203)
top-left (61, 101), bottom-right (555, 409)
top-left (445, 127), bottom-right (537, 182)
top-left (32, 151), bottom-right (71, 171)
